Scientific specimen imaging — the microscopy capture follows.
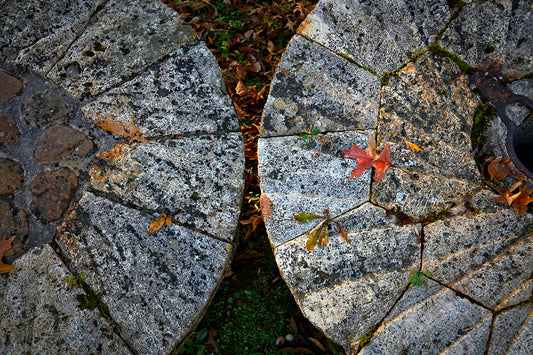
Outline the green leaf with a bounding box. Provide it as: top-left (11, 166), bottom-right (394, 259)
top-left (310, 129), bottom-right (320, 135)
top-left (294, 212), bottom-right (323, 223)
top-left (409, 274), bottom-right (418, 284)
top-left (306, 220), bottom-right (327, 251)
top-left (196, 328), bottom-right (208, 342)
top-left (302, 134), bottom-right (309, 140)
top-left (422, 270), bottom-right (432, 278)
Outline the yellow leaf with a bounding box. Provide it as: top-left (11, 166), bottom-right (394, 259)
top-left (403, 139), bottom-right (422, 152)
top-left (165, 215), bottom-right (172, 227)
top-left (235, 80), bottom-right (249, 97)
top-left (149, 214), bottom-right (167, 235)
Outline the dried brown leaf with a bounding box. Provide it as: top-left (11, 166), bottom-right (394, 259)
top-left (149, 214), bottom-right (167, 235)
top-left (0, 235), bottom-right (16, 274)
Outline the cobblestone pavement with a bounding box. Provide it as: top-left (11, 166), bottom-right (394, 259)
top-left (0, 1), bottom-right (244, 354)
top-left (259, 0), bottom-right (532, 353)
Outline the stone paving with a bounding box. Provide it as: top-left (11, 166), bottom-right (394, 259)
top-left (0, 1), bottom-right (244, 354)
top-left (259, 0), bottom-right (532, 353)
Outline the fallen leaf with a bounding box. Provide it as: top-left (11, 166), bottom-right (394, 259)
top-left (308, 337), bottom-right (326, 352)
top-left (488, 156), bottom-right (524, 181)
top-left (403, 138), bottom-right (422, 152)
top-left (492, 181), bottom-right (523, 206)
top-left (165, 215), bottom-right (172, 227)
top-left (296, 209), bottom-right (349, 251)
top-left (235, 80), bottom-right (250, 97)
top-left (512, 184), bottom-right (533, 214)
top-left (97, 116), bottom-right (149, 144)
top-left (344, 135), bottom-right (392, 182)
top-left (149, 214), bottom-right (169, 235)
top-left (294, 212), bottom-right (323, 223)
top-left (0, 235), bottom-right (16, 274)
top-left (260, 195), bottom-right (273, 219)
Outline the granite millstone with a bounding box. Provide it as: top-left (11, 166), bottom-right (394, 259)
top-left (0, 0), bottom-right (104, 74)
top-left (48, 0), bottom-right (197, 97)
top-left (262, 34), bottom-right (380, 137)
top-left (440, 0), bottom-right (532, 77)
top-left (258, 0), bottom-right (533, 353)
top-left (89, 134), bottom-right (244, 241)
top-left (298, 0), bottom-right (452, 75)
top-left (55, 192), bottom-right (233, 354)
top-left (82, 40), bottom-right (237, 137)
top-left (0, 244), bottom-right (131, 354)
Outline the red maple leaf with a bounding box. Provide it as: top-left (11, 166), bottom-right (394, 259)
top-left (344, 135), bottom-right (392, 182)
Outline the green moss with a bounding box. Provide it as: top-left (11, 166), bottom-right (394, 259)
top-left (381, 71), bottom-right (396, 86)
top-left (471, 103), bottom-right (497, 154)
top-left (77, 281), bottom-right (112, 322)
top-left (428, 43), bottom-right (472, 73)
top-left (446, 0), bottom-right (466, 10)
top-left (409, 49), bottom-right (428, 63)
top-left (358, 325), bottom-right (378, 349)
top-left (422, 209), bottom-right (449, 225)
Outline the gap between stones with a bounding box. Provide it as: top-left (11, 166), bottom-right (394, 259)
top-left (44, 1), bottom-right (107, 77)
top-left (48, 238), bottom-right (139, 355)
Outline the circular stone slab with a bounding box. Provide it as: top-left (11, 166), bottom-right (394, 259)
top-left (0, 1), bottom-right (244, 354)
top-left (258, 0), bottom-right (532, 353)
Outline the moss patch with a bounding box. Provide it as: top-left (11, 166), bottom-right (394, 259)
top-left (77, 281), bottom-right (112, 322)
top-left (428, 43), bottom-right (472, 73)
top-left (471, 103), bottom-right (498, 156)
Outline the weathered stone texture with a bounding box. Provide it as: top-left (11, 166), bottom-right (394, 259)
top-left (298, 270), bottom-right (411, 351)
top-left (56, 192), bottom-right (232, 354)
top-left (82, 41), bottom-right (238, 136)
top-left (507, 311), bottom-right (533, 354)
top-left (0, 157), bottom-right (24, 194)
top-left (0, 244), bottom-right (131, 354)
top-left (440, 0), bottom-right (533, 76)
top-left (34, 125), bottom-right (93, 162)
top-left (423, 211), bottom-right (532, 289)
top-left (90, 134), bottom-right (243, 240)
top-left (0, 0), bottom-right (103, 73)
top-left (258, 131), bottom-right (371, 245)
top-left (489, 303), bottom-right (533, 355)
top-left (30, 167), bottom-right (78, 222)
top-left (275, 204), bottom-right (419, 296)
top-left (298, 0), bottom-right (452, 74)
top-left (0, 112), bottom-right (19, 144)
top-left (373, 53), bottom-right (480, 219)
top-left (262, 35), bottom-right (380, 137)
top-left (48, 0), bottom-right (197, 97)
top-left (22, 88), bottom-right (71, 128)
top-left (0, 71), bottom-right (23, 104)
top-left (361, 285), bottom-right (491, 355)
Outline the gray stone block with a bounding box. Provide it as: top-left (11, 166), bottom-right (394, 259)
top-left (507, 310), bottom-right (533, 355)
top-left (298, 270), bottom-right (410, 352)
top-left (48, 0), bottom-right (196, 97)
top-left (440, 0), bottom-right (532, 76)
top-left (298, 0), bottom-right (452, 75)
top-left (489, 303), bottom-right (533, 355)
top-left (89, 134), bottom-right (244, 241)
top-left (274, 217), bottom-right (420, 297)
top-left (373, 53), bottom-right (481, 219)
top-left (0, 244), bottom-right (131, 354)
top-left (258, 131), bottom-right (371, 245)
top-left (361, 286), bottom-right (491, 355)
top-left (55, 192), bottom-right (232, 354)
top-left (0, 0), bottom-right (103, 73)
top-left (82, 41), bottom-right (238, 136)
top-left (423, 211), bottom-right (533, 293)
top-left (262, 35), bottom-right (380, 137)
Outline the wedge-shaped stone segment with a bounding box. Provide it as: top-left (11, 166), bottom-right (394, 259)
top-left (55, 192), bottom-right (232, 354)
top-left (298, 0), bottom-right (452, 75)
top-left (258, 131), bottom-right (371, 246)
top-left (0, 0), bottom-right (104, 74)
top-left (507, 310), bottom-right (533, 354)
top-left (451, 232), bottom-right (533, 310)
top-left (489, 303), bottom-right (533, 355)
top-left (424, 210), bottom-right (533, 310)
top-left (82, 41), bottom-right (238, 136)
top-left (0, 244), bottom-right (131, 354)
top-left (374, 53), bottom-right (481, 219)
top-left (90, 134), bottom-right (244, 241)
top-left (262, 35), bottom-right (380, 137)
top-left (361, 284), bottom-right (492, 355)
top-left (48, 0), bottom-right (197, 97)
top-left (298, 270), bottom-right (411, 352)
top-left (274, 204), bottom-right (420, 296)
top-left (440, 0), bottom-right (532, 76)
top-left (495, 279), bottom-right (533, 311)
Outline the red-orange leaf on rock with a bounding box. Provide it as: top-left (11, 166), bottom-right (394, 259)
top-left (512, 184), bottom-right (533, 214)
top-left (344, 135), bottom-right (392, 182)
